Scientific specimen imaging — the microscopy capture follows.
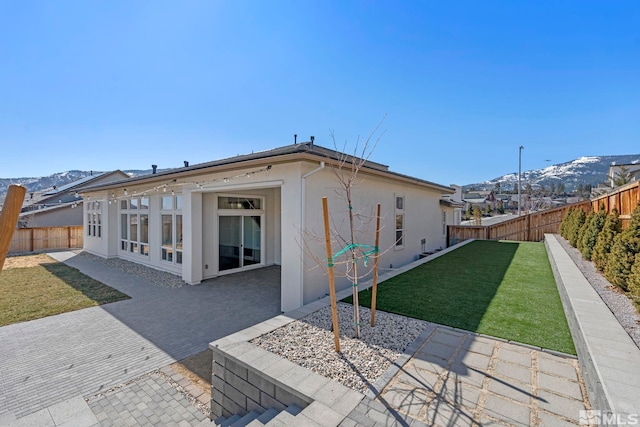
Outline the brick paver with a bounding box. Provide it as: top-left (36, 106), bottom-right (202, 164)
top-left (0, 252), bottom-right (281, 419)
top-left (87, 371), bottom-right (208, 427)
top-left (377, 326), bottom-right (591, 426)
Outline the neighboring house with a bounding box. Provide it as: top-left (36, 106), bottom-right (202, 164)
top-left (441, 184), bottom-right (464, 225)
top-left (609, 163), bottom-right (640, 188)
top-left (18, 171), bottom-right (130, 228)
top-left (78, 142), bottom-right (458, 312)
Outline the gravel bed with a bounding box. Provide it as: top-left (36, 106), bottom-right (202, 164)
top-left (556, 235), bottom-right (640, 348)
top-left (76, 251), bottom-right (186, 288)
top-left (251, 302), bottom-right (427, 394)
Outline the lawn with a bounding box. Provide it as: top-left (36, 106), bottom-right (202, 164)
top-left (346, 240), bottom-right (576, 354)
top-left (0, 254), bottom-right (130, 327)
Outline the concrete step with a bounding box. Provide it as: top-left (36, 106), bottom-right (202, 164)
top-left (255, 408), bottom-right (279, 424)
top-left (284, 404), bottom-right (302, 416)
top-left (263, 405), bottom-right (303, 426)
top-left (229, 410), bottom-right (260, 427)
top-left (219, 414), bottom-right (242, 427)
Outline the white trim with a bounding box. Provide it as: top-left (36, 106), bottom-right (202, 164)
top-left (199, 179), bottom-right (284, 192)
top-left (216, 194), bottom-right (267, 275)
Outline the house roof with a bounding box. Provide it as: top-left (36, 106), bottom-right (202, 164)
top-left (440, 199), bottom-right (464, 208)
top-left (43, 170), bottom-right (129, 196)
top-left (43, 173), bottom-right (106, 196)
top-left (19, 200), bottom-right (80, 217)
top-left (78, 142), bottom-right (454, 194)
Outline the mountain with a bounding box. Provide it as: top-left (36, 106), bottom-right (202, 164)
top-left (0, 169), bottom-right (152, 204)
top-left (464, 154), bottom-right (640, 193)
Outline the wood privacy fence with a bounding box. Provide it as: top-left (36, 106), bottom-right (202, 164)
top-left (447, 200), bottom-right (592, 246)
top-left (591, 181), bottom-right (640, 229)
top-left (8, 226), bottom-right (84, 254)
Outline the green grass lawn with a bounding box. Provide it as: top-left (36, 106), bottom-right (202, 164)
top-left (0, 256), bottom-right (130, 327)
top-left (346, 240), bottom-right (575, 354)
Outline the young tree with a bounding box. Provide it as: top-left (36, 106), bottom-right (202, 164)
top-left (568, 208), bottom-right (587, 247)
top-left (578, 207), bottom-right (607, 261)
top-left (613, 166), bottom-right (632, 187)
top-left (473, 206), bottom-right (482, 225)
top-left (497, 200), bottom-right (505, 214)
top-left (315, 122), bottom-right (386, 339)
top-left (549, 182), bottom-right (556, 197)
top-left (627, 253), bottom-right (640, 301)
top-left (485, 203), bottom-right (492, 215)
top-left (592, 208), bottom-right (622, 272)
top-left (605, 205), bottom-right (640, 291)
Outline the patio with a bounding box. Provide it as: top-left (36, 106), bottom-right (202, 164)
top-left (0, 252), bottom-right (281, 419)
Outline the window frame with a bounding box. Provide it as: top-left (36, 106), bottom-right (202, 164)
top-left (119, 196), bottom-right (150, 257)
top-left (395, 194), bottom-right (405, 249)
top-left (86, 201), bottom-right (102, 238)
top-left (160, 195), bottom-right (183, 265)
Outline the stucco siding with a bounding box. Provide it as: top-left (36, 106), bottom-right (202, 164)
top-left (301, 163), bottom-right (449, 304)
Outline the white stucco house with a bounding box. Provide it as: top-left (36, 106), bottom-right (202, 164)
top-left (78, 142), bottom-right (458, 312)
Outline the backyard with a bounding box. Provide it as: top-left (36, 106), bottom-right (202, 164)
top-left (347, 239), bottom-right (576, 354)
top-left (0, 253), bottom-right (130, 327)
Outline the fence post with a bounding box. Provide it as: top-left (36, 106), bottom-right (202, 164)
top-left (0, 185), bottom-right (27, 271)
top-left (67, 226), bottom-right (72, 249)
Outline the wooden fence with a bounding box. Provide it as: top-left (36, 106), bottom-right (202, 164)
top-left (447, 200), bottom-right (592, 246)
top-left (591, 181), bottom-right (640, 229)
top-left (8, 226), bottom-right (84, 254)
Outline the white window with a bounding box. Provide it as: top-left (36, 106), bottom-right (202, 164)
top-left (161, 195), bottom-right (183, 265)
top-left (119, 197), bottom-right (149, 256)
top-left (86, 201), bottom-right (102, 238)
top-left (395, 195), bottom-right (404, 248)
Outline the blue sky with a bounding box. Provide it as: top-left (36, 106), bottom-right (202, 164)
top-left (1, 1), bottom-right (638, 185)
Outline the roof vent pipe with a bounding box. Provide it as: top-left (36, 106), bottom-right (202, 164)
top-left (310, 136), bottom-right (314, 148)
top-left (184, 161), bottom-right (189, 167)
top-left (294, 134), bottom-right (297, 144)
top-left (152, 165), bottom-right (157, 174)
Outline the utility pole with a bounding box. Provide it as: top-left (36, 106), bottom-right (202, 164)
top-left (518, 146), bottom-right (524, 216)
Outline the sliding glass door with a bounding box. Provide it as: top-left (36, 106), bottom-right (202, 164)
top-left (217, 195), bottom-right (264, 273)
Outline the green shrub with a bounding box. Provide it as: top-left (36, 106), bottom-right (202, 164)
top-left (605, 205), bottom-right (640, 291)
top-left (578, 208), bottom-right (607, 260)
top-left (593, 208), bottom-right (621, 272)
top-left (568, 208), bottom-right (586, 247)
top-left (628, 252), bottom-right (640, 300)
top-left (559, 207), bottom-right (574, 239)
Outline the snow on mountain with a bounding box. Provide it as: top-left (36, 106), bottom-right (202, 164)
top-left (464, 154), bottom-right (640, 192)
top-left (0, 169), bottom-right (151, 204)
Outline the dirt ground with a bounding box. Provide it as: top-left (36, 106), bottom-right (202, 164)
top-left (2, 253), bottom-right (57, 270)
top-left (171, 349), bottom-right (213, 395)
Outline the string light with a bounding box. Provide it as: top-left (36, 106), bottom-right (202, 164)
top-left (74, 165), bottom-right (273, 204)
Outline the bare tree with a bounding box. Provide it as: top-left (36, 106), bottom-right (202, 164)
top-left (303, 119), bottom-right (388, 339)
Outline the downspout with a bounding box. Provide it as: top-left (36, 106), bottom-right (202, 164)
top-left (300, 161), bottom-right (325, 307)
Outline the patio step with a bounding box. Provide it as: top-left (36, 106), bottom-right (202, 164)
top-left (214, 404), bottom-right (304, 427)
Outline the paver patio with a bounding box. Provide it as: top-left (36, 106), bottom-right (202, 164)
top-left (0, 252), bottom-right (281, 419)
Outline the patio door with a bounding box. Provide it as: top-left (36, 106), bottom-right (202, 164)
top-left (218, 197), bottom-right (264, 272)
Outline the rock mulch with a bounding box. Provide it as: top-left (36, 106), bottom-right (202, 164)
top-left (251, 302), bottom-right (427, 394)
top-left (76, 251), bottom-right (186, 288)
top-left (556, 235), bottom-right (640, 349)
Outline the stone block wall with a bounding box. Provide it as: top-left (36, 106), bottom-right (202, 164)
top-left (210, 348), bottom-right (310, 419)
